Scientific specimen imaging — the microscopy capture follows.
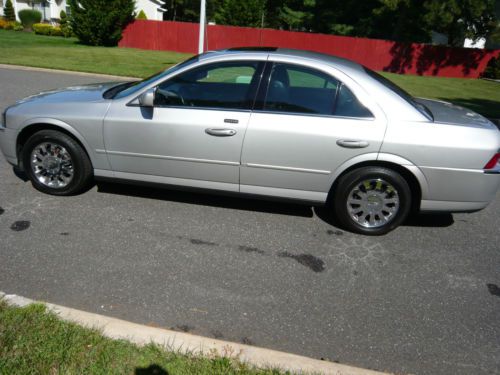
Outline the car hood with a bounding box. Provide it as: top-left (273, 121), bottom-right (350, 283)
top-left (416, 98), bottom-right (496, 129)
top-left (15, 82), bottom-right (123, 105)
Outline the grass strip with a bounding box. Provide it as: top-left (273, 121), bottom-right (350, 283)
top-left (1, 29), bottom-right (499, 118)
top-left (0, 300), bottom-right (284, 375)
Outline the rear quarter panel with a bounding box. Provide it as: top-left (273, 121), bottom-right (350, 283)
top-left (381, 120), bottom-right (500, 203)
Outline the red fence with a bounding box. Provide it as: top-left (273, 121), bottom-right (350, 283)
top-left (119, 20), bottom-right (500, 78)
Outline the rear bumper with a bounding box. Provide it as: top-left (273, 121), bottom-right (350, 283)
top-left (420, 166), bottom-right (500, 212)
top-left (420, 200), bottom-right (490, 213)
top-left (0, 126), bottom-right (18, 166)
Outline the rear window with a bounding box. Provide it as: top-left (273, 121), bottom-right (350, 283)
top-left (363, 67), bottom-right (433, 121)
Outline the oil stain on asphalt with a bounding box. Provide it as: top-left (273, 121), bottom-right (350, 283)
top-left (10, 220), bottom-right (30, 231)
top-left (487, 283), bottom-right (500, 297)
top-left (278, 252), bottom-right (325, 273)
top-left (241, 337), bottom-right (254, 345)
top-left (190, 238), bottom-right (218, 246)
top-left (175, 324), bottom-right (193, 332)
top-left (327, 229), bottom-right (344, 236)
top-left (0, 207), bottom-right (4, 215)
top-left (238, 245), bottom-right (265, 255)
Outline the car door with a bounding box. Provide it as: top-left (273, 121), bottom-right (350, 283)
top-left (240, 60), bottom-right (387, 202)
top-left (103, 60), bottom-right (265, 191)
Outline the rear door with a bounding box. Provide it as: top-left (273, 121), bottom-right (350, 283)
top-left (240, 60), bottom-right (387, 202)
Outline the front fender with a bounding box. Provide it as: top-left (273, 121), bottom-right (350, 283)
top-left (18, 118), bottom-right (107, 170)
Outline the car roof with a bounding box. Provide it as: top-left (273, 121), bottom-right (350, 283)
top-left (200, 47), bottom-right (364, 73)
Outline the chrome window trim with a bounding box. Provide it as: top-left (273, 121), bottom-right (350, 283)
top-left (252, 109), bottom-right (375, 121)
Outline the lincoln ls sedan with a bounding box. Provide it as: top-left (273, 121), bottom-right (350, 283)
top-left (1, 48), bottom-right (499, 235)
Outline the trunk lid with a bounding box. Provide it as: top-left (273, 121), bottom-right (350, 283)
top-left (416, 98), bottom-right (497, 129)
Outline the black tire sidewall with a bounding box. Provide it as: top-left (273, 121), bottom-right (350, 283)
top-left (334, 167), bottom-right (412, 235)
top-left (23, 130), bottom-right (92, 196)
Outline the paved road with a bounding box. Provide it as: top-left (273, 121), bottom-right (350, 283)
top-left (1, 67), bottom-right (499, 375)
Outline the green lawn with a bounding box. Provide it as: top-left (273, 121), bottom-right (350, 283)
top-left (1, 29), bottom-right (499, 118)
top-left (0, 300), bottom-right (283, 374)
top-left (0, 29), bottom-right (190, 78)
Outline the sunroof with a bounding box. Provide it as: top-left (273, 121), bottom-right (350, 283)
top-left (227, 47), bottom-right (278, 52)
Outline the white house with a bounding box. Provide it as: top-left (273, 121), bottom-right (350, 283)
top-left (0, 0), bottom-right (166, 22)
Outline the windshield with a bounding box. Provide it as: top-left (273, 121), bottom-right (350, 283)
top-left (363, 67), bottom-right (433, 121)
top-left (104, 54), bottom-right (200, 100)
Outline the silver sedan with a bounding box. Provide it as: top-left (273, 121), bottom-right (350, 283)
top-left (1, 48), bottom-right (499, 235)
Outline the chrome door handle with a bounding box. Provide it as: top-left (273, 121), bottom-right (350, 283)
top-left (205, 128), bottom-right (237, 137)
top-left (336, 139), bottom-right (369, 148)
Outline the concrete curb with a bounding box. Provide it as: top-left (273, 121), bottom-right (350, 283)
top-left (0, 292), bottom-right (391, 375)
top-left (0, 64), bottom-right (137, 81)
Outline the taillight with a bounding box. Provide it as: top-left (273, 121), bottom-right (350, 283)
top-left (484, 153), bottom-right (500, 169)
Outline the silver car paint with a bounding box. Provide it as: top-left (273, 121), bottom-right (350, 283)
top-left (1, 49), bottom-right (499, 212)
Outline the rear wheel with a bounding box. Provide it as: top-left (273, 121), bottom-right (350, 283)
top-left (333, 166), bottom-right (412, 235)
top-left (22, 130), bottom-right (93, 196)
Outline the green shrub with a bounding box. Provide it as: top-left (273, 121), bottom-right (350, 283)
top-left (59, 10), bottom-right (72, 37)
top-left (50, 26), bottom-right (64, 36)
top-left (482, 57), bottom-right (500, 80)
top-left (32, 23), bottom-right (53, 35)
top-left (4, 20), bottom-right (22, 31)
top-left (32, 23), bottom-right (66, 37)
top-left (69, 0), bottom-right (135, 46)
top-left (3, 0), bottom-right (16, 22)
top-left (137, 10), bottom-right (147, 20)
top-left (18, 9), bottom-right (42, 30)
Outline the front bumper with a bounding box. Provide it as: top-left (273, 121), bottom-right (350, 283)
top-left (0, 125), bottom-right (18, 166)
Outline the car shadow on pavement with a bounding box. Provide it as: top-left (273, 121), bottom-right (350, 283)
top-left (315, 205), bottom-right (455, 229)
top-left (12, 166), bottom-right (29, 182)
top-left (96, 181), bottom-right (315, 218)
top-left (97, 181), bottom-right (455, 230)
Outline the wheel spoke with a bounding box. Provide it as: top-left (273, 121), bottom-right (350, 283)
top-left (346, 177), bottom-right (400, 229)
top-left (30, 142), bottom-right (74, 189)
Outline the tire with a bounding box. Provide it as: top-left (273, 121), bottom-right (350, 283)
top-left (22, 130), bottom-right (93, 196)
top-left (333, 166), bottom-right (412, 235)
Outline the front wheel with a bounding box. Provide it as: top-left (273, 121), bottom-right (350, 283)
top-left (22, 130), bottom-right (93, 196)
top-left (333, 167), bottom-right (412, 235)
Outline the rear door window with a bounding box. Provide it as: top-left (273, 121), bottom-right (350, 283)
top-left (263, 63), bottom-right (373, 118)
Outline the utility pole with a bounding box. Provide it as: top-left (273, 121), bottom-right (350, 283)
top-left (198, 0), bottom-right (206, 54)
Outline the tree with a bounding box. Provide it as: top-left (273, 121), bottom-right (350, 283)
top-left (59, 10), bottom-right (72, 37)
top-left (68, 0), bottom-right (135, 46)
top-left (162, 0), bottom-right (200, 22)
top-left (3, 0), bottom-right (16, 21)
top-left (368, 0), bottom-right (431, 42)
top-left (214, 0), bottom-right (266, 28)
top-left (424, 0), bottom-right (497, 47)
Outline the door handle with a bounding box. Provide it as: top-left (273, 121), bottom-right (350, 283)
top-left (205, 128), bottom-right (237, 137)
top-left (336, 139), bottom-right (370, 148)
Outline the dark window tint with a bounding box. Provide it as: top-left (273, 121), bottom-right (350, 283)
top-left (263, 63), bottom-right (373, 118)
top-left (335, 84), bottom-right (374, 118)
top-left (155, 61), bottom-right (261, 110)
top-left (264, 64), bottom-right (339, 115)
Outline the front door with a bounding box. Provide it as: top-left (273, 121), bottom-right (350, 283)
top-left (103, 60), bottom-right (265, 191)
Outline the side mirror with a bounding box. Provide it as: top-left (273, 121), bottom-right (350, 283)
top-left (138, 88), bottom-right (155, 107)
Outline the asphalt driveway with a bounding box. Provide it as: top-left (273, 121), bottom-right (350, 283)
top-left (0, 67), bottom-right (499, 375)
